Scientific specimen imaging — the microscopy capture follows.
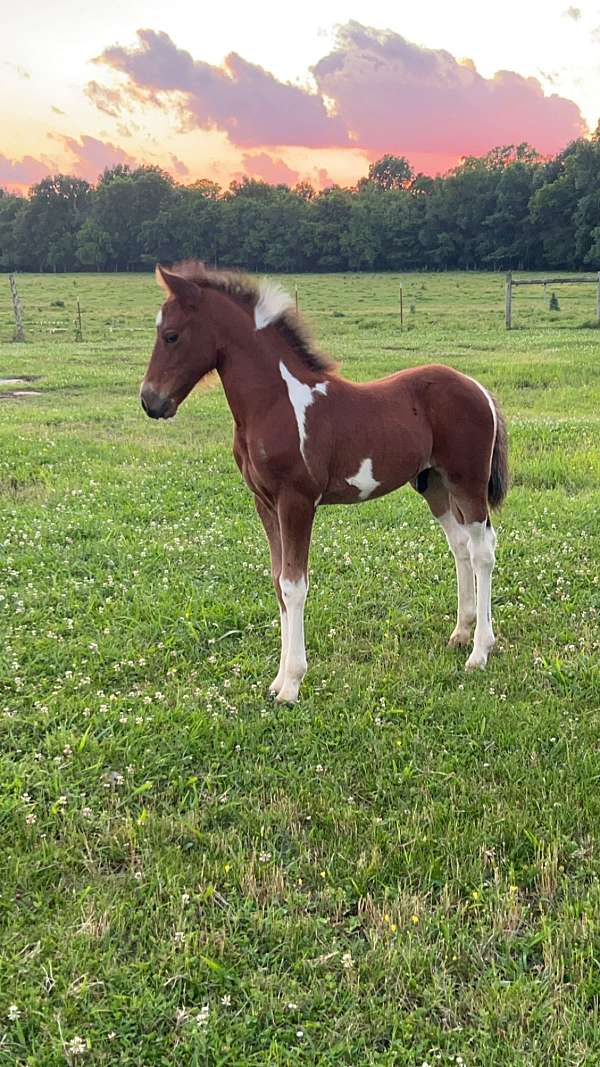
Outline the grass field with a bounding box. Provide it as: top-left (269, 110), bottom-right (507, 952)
top-left (1, 271), bottom-right (599, 1066)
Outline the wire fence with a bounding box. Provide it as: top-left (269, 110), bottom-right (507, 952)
top-left (2, 271), bottom-right (600, 346)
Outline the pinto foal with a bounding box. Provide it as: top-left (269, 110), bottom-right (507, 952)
top-left (141, 263), bottom-right (508, 703)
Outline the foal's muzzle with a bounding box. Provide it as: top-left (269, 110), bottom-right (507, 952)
top-left (140, 384), bottom-right (177, 420)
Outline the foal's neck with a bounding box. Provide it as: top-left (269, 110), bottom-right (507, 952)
top-left (215, 300), bottom-right (324, 430)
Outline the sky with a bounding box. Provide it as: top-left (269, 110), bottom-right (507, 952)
top-left (1, 0), bottom-right (599, 192)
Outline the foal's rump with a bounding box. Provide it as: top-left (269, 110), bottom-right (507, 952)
top-left (409, 364), bottom-right (508, 512)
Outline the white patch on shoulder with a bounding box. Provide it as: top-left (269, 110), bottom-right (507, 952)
top-left (346, 457), bottom-right (380, 500)
top-left (156, 308), bottom-right (163, 327)
top-left (279, 362), bottom-right (329, 471)
top-left (255, 280), bottom-right (294, 330)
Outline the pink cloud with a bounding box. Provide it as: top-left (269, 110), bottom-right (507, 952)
top-left (61, 135), bottom-right (138, 182)
top-left (92, 29), bottom-right (348, 148)
top-left (242, 152), bottom-right (299, 185)
top-left (90, 23), bottom-right (586, 175)
top-left (312, 22), bottom-right (585, 160)
top-left (0, 153), bottom-right (51, 187)
top-left (169, 152), bottom-right (189, 177)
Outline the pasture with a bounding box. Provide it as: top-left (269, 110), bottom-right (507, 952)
top-left (0, 271), bottom-right (599, 1066)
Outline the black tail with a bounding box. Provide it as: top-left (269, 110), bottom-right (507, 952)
top-left (488, 398), bottom-right (509, 509)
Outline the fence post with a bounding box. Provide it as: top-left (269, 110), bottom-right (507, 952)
top-left (399, 282), bottom-right (403, 328)
top-left (8, 273), bottom-right (25, 342)
top-left (75, 298), bottom-right (83, 342)
top-left (505, 271), bottom-right (512, 330)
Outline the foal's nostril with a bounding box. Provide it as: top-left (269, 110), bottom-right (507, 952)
top-left (140, 384), bottom-right (173, 419)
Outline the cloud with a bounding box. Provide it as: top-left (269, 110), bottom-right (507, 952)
top-left (2, 61), bottom-right (30, 80)
top-left (0, 153), bottom-right (51, 187)
top-left (92, 29), bottom-right (348, 147)
top-left (169, 153), bottom-right (189, 177)
top-left (85, 80), bottom-right (128, 117)
top-left (241, 152), bottom-right (299, 185)
top-left (61, 135), bottom-right (138, 182)
top-left (89, 23), bottom-right (586, 173)
top-left (311, 22), bottom-right (586, 159)
top-left (563, 6), bottom-right (582, 19)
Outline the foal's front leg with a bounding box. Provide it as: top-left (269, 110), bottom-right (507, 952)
top-left (275, 492), bottom-right (315, 704)
top-left (255, 498), bottom-right (287, 696)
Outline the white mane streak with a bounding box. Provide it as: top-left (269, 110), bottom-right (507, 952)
top-left (254, 280), bottom-right (294, 330)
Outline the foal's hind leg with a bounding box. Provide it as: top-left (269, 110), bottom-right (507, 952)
top-left (451, 492), bottom-right (497, 671)
top-left (439, 505), bottom-right (477, 648)
top-left (415, 470), bottom-right (476, 648)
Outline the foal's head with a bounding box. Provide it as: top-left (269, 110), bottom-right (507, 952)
top-left (140, 266), bottom-right (217, 420)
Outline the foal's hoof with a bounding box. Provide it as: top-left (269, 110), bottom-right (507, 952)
top-left (448, 629), bottom-right (471, 649)
top-left (275, 682), bottom-right (300, 704)
top-left (465, 650), bottom-right (490, 671)
top-left (268, 674), bottom-right (285, 698)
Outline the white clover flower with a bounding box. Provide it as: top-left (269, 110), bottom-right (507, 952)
top-left (195, 1005), bottom-right (210, 1028)
top-left (66, 1035), bottom-right (87, 1056)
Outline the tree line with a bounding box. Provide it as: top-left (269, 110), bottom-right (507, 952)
top-left (1, 135), bottom-right (600, 274)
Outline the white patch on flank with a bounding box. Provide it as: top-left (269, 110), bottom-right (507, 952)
top-left (254, 280), bottom-right (294, 330)
top-left (278, 361), bottom-right (328, 470)
top-left (156, 308), bottom-right (163, 327)
top-left (346, 457), bottom-right (380, 500)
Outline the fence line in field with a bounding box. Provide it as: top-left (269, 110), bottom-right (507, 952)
top-left (505, 271), bottom-right (600, 329)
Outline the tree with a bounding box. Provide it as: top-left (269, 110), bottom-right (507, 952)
top-left (360, 155), bottom-right (414, 191)
top-left (90, 166), bottom-right (177, 269)
top-left (14, 175), bottom-right (92, 271)
top-left (76, 218), bottom-right (114, 270)
top-left (0, 191), bottom-right (24, 269)
top-left (142, 185), bottom-right (221, 265)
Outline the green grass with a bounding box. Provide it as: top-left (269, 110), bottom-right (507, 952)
top-left (0, 271), bottom-right (599, 1066)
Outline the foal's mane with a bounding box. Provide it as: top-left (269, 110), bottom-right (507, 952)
top-left (172, 260), bottom-right (336, 374)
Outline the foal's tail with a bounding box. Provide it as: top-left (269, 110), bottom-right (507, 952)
top-left (488, 398), bottom-right (509, 510)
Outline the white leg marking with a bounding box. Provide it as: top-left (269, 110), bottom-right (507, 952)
top-left (346, 457), bottom-right (380, 500)
top-left (276, 576), bottom-right (308, 703)
top-left (465, 520), bottom-right (497, 671)
top-left (438, 511), bottom-right (476, 647)
top-left (269, 607), bottom-right (289, 696)
top-left (279, 362), bottom-right (328, 471)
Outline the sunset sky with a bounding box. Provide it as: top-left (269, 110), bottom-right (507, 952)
top-left (2, 0), bottom-right (598, 192)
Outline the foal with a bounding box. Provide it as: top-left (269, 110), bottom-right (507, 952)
top-left (141, 262), bottom-right (508, 703)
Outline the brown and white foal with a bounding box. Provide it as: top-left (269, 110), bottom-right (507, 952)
top-left (141, 263), bottom-right (508, 702)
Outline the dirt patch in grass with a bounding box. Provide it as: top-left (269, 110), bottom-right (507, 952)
top-left (0, 390), bottom-right (43, 399)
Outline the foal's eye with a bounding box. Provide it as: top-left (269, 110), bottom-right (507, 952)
top-left (164, 331), bottom-right (179, 345)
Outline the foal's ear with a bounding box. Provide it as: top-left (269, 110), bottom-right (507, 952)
top-left (155, 265), bottom-right (199, 309)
